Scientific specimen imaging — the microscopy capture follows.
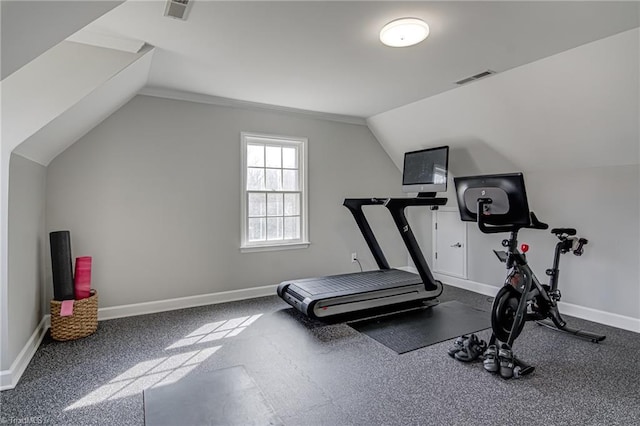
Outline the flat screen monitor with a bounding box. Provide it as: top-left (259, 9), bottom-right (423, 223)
top-left (402, 146), bottom-right (449, 195)
top-left (453, 173), bottom-right (530, 225)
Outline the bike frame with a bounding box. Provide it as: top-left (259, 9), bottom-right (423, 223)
top-left (498, 233), bottom-right (567, 347)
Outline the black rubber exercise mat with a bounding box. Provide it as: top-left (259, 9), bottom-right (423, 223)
top-left (50, 231), bottom-right (74, 300)
top-left (143, 365), bottom-right (282, 426)
top-left (348, 300), bottom-right (490, 354)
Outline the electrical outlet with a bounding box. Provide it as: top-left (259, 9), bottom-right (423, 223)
top-left (351, 252), bottom-right (357, 263)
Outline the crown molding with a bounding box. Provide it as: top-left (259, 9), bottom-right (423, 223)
top-left (138, 86), bottom-right (367, 126)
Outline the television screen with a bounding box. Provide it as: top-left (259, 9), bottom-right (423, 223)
top-left (402, 146), bottom-right (449, 195)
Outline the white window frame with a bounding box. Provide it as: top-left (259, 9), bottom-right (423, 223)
top-left (240, 132), bottom-right (310, 252)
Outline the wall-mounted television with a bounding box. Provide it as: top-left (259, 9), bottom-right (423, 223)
top-left (402, 146), bottom-right (449, 196)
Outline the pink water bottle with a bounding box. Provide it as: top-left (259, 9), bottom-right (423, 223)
top-left (74, 256), bottom-right (92, 299)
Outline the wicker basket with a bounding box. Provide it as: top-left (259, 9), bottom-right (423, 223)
top-left (50, 290), bottom-right (98, 341)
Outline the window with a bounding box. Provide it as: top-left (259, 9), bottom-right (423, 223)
top-left (241, 132), bottom-right (309, 252)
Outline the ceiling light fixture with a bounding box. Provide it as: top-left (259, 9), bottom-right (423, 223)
top-left (379, 18), bottom-right (430, 47)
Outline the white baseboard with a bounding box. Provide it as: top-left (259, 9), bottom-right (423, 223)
top-left (395, 265), bottom-right (421, 275)
top-left (97, 284), bottom-right (279, 321)
top-left (1, 284), bottom-right (279, 391)
top-left (399, 266), bottom-right (499, 298)
top-left (433, 273), bottom-right (499, 298)
top-left (557, 301), bottom-right (640, 333)
top-left (433, 272), bottom-right (640, 333)
top-left (0, 316), bottom-right (49, 391)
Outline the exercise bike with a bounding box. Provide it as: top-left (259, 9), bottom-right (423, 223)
top-left (488, 221), bottom-right (605, 346)
top-left (454, 173), bottom-right (605, 376)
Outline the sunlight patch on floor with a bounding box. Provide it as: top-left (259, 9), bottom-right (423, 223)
top-left (165, 314), bottom-right (263, 350)
top-left (65, 346), bottom-right (221, 410)
top-left (65, 313), bottom-right (265, 411)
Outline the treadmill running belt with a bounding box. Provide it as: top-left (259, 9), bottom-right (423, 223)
top-left (289, 269), bottom-right (421, 295)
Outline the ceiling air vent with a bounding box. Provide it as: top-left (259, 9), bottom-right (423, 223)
top-left (455, 70), bottom-right (496, 85)
top-left (164, 0), bottom-right (192, 20)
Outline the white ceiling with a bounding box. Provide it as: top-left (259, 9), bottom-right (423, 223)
top-left (78, 1), bottom-right (639, 118)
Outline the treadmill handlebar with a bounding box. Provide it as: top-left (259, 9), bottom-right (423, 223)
top-left (343, 196), bottom-right (447, 292)
top-left (343, 199), bottom-right (391, 270)
top-left (343, 197), bottom-right (447, 208)
top-left (343, 198), bottom-right (386, 208)
top-left (384, 197), bottom-right (447, 208)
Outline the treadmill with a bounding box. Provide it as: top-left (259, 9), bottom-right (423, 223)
top-left (278, 197), bottom-right (446, 318)
top-left (278, 146), bottom-right (450, 319)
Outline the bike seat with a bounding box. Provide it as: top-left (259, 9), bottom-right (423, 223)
top-left (551, 228), bottom-right (576, 236)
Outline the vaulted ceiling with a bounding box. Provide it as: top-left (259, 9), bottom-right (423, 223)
top-left (75, 0), bottom-right (639, 117)
top-left (2, 1), bottom-right (639, 167)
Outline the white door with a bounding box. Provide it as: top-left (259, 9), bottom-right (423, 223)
top-left (433, 209), bottom-right (467, 278)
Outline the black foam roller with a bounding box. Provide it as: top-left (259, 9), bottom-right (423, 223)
top-left (50, 231), bottom-right (74, 301)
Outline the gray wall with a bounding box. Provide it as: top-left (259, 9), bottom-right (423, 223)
top-left (444, 174), bottom-right (640, 321)
top-left (523, 165), bottom-right (639, 318)
top-left (3, 154), bottom-right (46, 370)
top-left (431, 165), bottom-right (640, 320)
top-left (411, 162), bottom-right (640, 321)
top-left (46, 95), bottom-right (407, 308)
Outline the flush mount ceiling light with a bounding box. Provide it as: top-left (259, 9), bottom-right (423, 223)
top-left (380, 18), bottom-right (430, 47)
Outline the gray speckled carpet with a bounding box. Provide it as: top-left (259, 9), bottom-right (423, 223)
top-left (1, 285), bottom-right (638, 426)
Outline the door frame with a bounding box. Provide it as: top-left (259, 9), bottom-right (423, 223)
top-left (431, 206), bottom-right (468, 279)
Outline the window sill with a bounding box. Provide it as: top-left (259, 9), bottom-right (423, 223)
top-left (240, 242), bottom-right (311, 253)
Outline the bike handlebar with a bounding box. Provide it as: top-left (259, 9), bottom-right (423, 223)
top-left (574, 238), bottom-right (588, 256)
top-left (476, 198), bottom-right (549, 234)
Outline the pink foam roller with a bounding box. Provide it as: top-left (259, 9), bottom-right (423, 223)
top-left (74, 256), bottom-right (92, 299)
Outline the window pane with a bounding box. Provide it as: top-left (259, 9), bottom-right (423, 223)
top-left (248, 193), bottom-right (266, 217)
top-left (267, 217), bottom-right (283, 240)
top-left (282, 147), bottom-right (297, 169)
top-left (248, 218), bottom-right (266, 241)
top-left (243, 135), bottom-right (306, 248)
top-left (247, 168), bottom-right (265, 190)
top-left (282, 170), bottom-right (298, 191)
top-left (284, 216), bottom-right (300, 240)
top-left (267, 193), bottom-right (284, 216)
top-left (265, 169), bottom-right (282, 191)
top-left (284, 193), bottom-right (300, 216)
top-left (265, 146), bottom-right (281, 168)
top-left (247, 144), bottom-right (264, 167)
